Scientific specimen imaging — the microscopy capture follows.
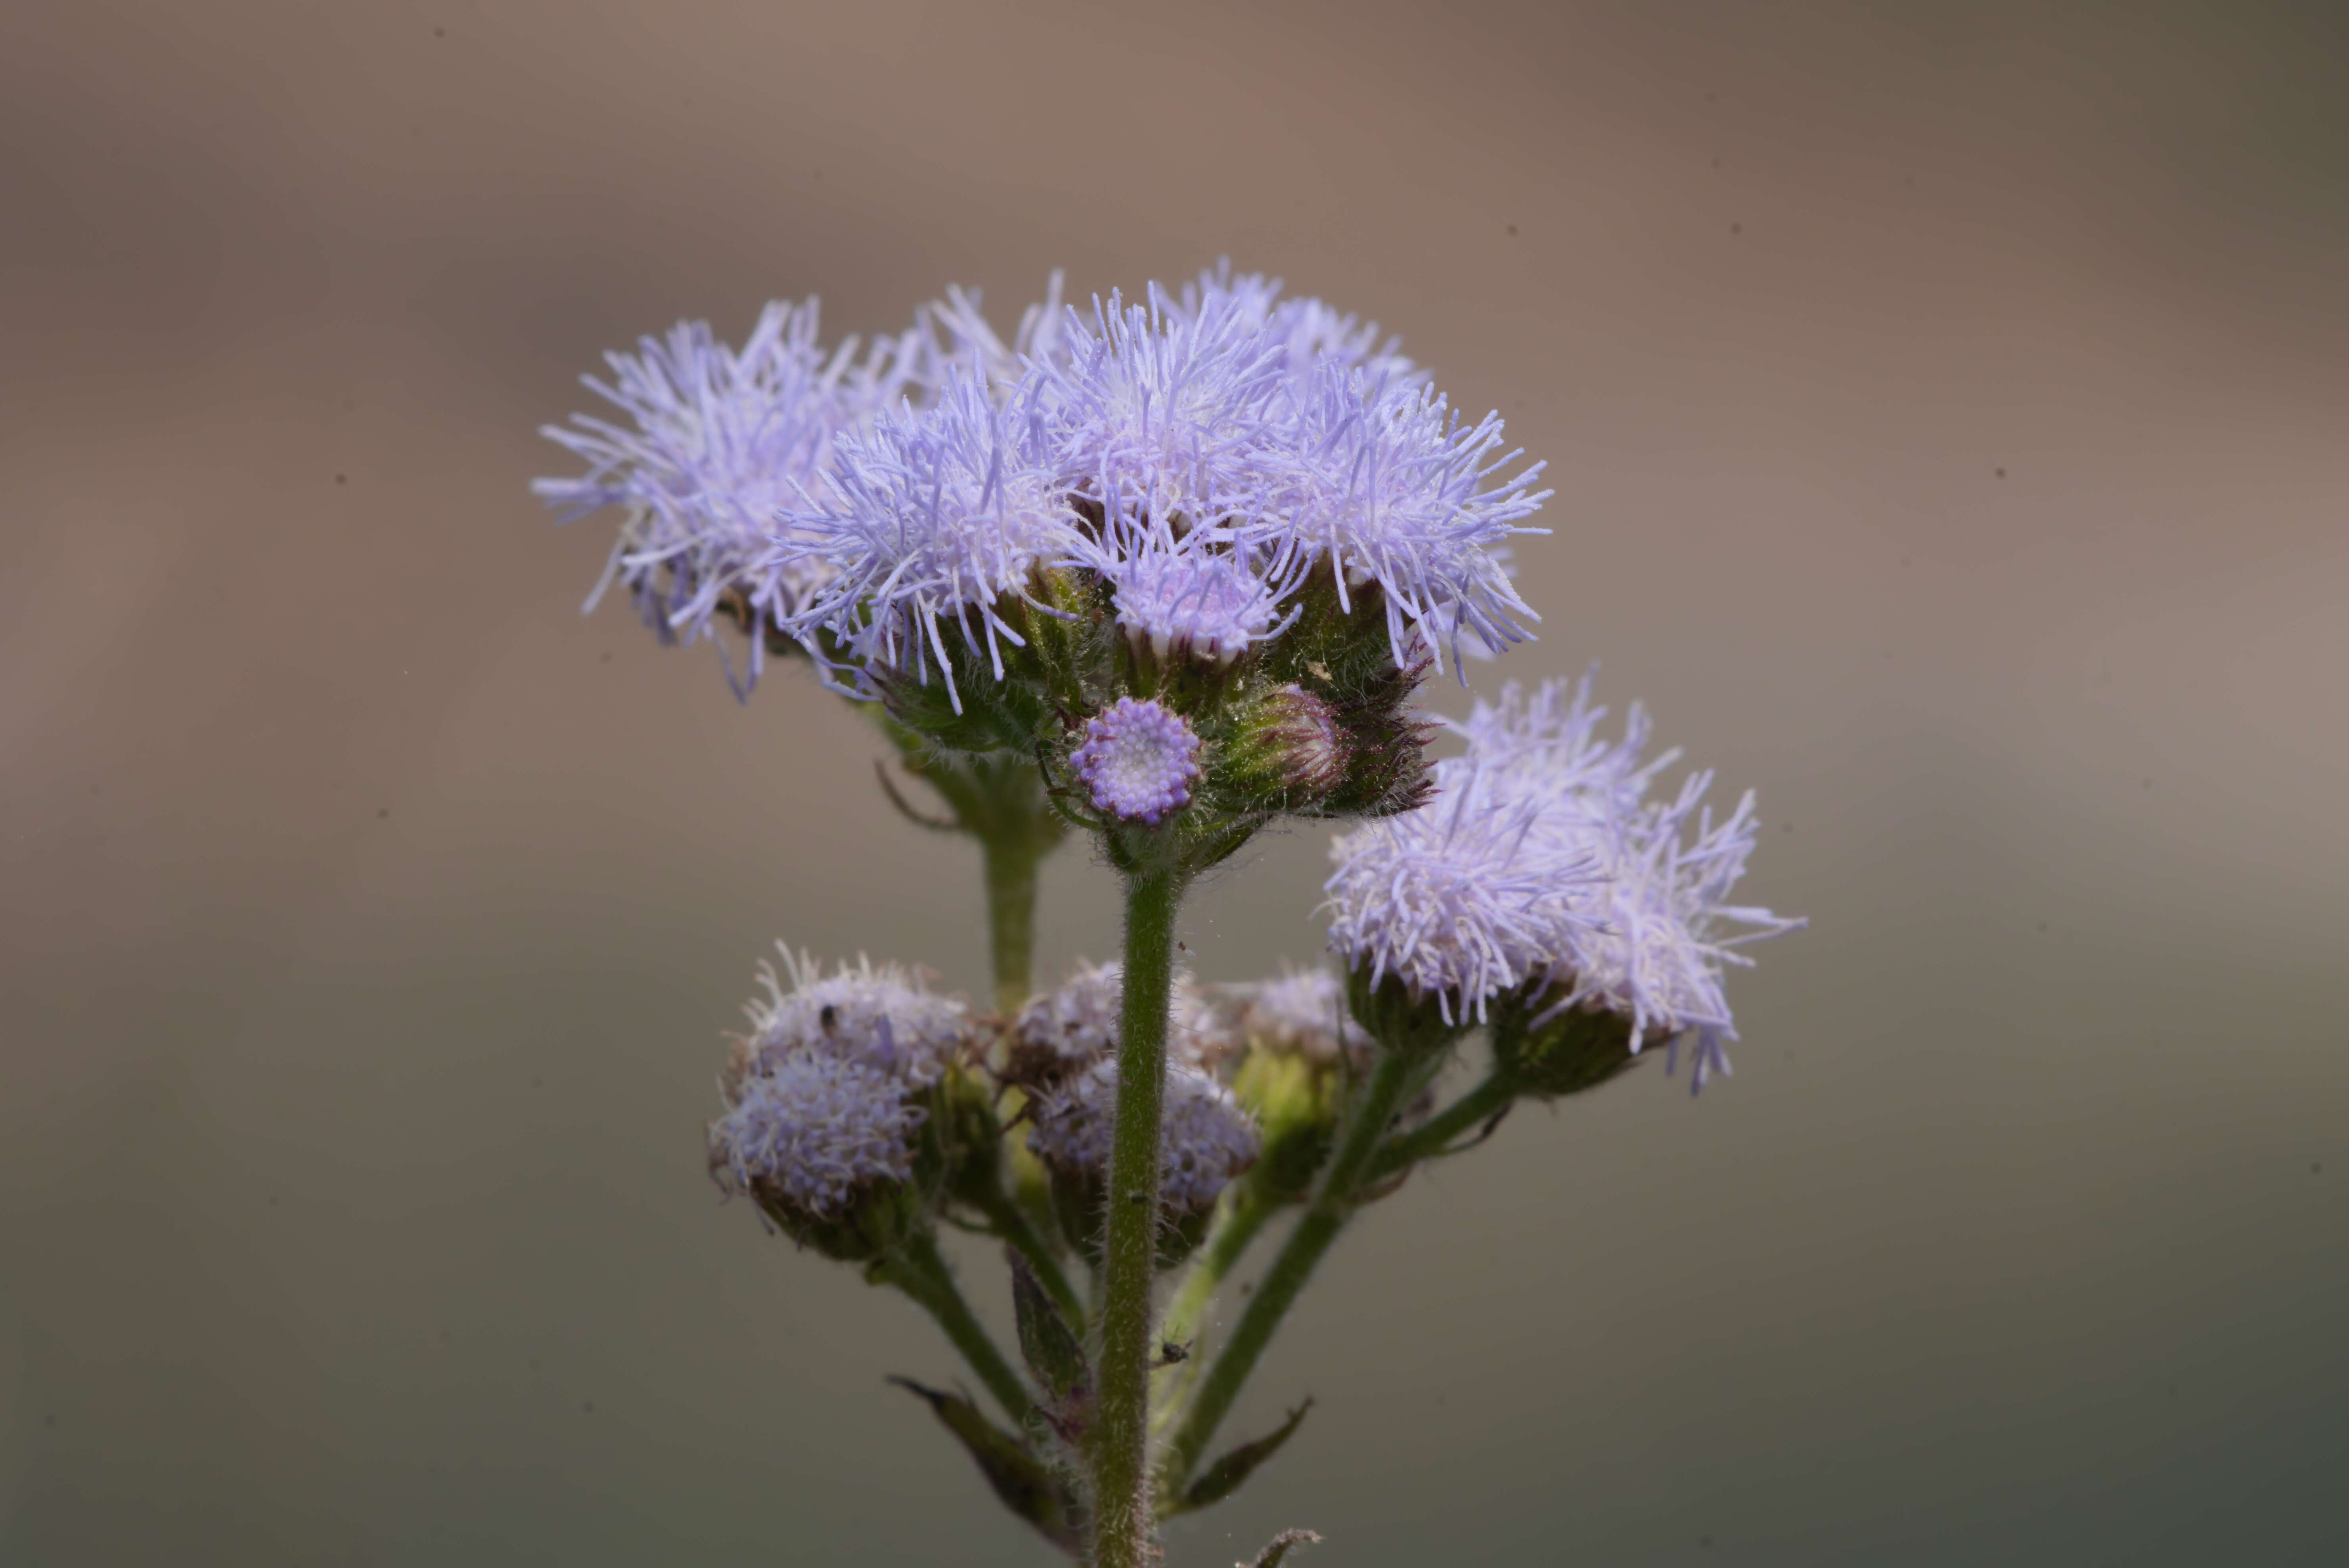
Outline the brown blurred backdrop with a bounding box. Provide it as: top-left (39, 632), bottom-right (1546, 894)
top-left (4, 2), bottom-right (2346, 1564)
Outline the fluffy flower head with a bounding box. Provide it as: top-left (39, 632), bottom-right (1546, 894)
top-left (773, 376), bottom-right (1084, 709)
top-left (1323, 763), bottom-right (1600, 1022)
top-left (1071, 697), bottom-right (1203, 825)
top-left (1436, 675), bottom-right (1805, 1088)
top-left (534, 300), bottom-right (909, 688)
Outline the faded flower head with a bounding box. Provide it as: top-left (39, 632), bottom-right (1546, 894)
top-left (1004, 959), bottom-right (1234, 1084)
top-left (1323, 762), bottom-right (1600, 1023)
top-left (1071, 698), bottom-right (1203, 825)
top-left (534, 300), bottom-right (911, 689)
top-left (1222, 967), bottom-right (1373, 1069)
top-left (1026, 1058), bottom-right (1260, 1215)
top-left (709, 1051), bottom-right (924, 1219)
top-left (736, 946), bottom-right (975, 1089)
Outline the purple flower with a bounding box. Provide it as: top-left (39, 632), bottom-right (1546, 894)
top-left (1151, 262), bottom-right (1421, 394)
top-left (1035, 291), bottom-right (1292, 549)
top-left (772, 375), bottom-right (1085, 710)
top-left (709, 1052), bottom-right (925, 1217)
top-left (1388, 675), bottom-right (1804, 1088)
top-left (533, 300), bottom-right (914, 691)
top-left (1108, 547), bottom-right (1292, 665)
top-left (1026, 1058), bottom-right (1260, 1215)
top-left (1322, 761), bottom-right (1601, 1023)
top-left (1271, 363), bottom-right (1551, 674)
top-left (1070, 697), bottom-right (1203, 825)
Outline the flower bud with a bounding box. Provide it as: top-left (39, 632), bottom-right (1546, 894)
top-left (1026, 1058), bottom-right (1259, 1267)
top-left (1211, 685), bottom-right (1348, 810)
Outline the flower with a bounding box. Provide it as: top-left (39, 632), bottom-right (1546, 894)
top-left (1323, 761), bottom-right (1600, 1022)
top-left (1221, 967), bottom-right (1373, 1069)
top-left (1151, 262), bottom-right (1421, 394)
top-left (1004, 960), bottom-right (1234, 1084)
top-left (1025, 1058), bottom-right (1260, 1215)
top-left (772, 375), bottom-right (1084, 711)
top-left (1108, 546), bottom-right (1290, 665)
top-left (1070, 698), bottom-right (1203, 825)
top-left (709, 1052), bottom-right (925, 1218)
top-left (1348, 673), bottom-right (1803, 1088)
top-left (1273, 364), bottom-right (1551, 674)
top-left (734, 947), bottom-right (976, 1089)
top-left (534, 300), bottom-right (913, 690)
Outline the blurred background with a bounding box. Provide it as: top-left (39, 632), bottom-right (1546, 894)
top-left (4, 1), bottom-right (2345, 1563)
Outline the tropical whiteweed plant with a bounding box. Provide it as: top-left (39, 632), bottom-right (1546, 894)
top-left (537, 265), bottom-right (1800, 1567)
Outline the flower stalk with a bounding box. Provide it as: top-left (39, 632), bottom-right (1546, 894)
top-left (1086, 863), bottom-right (1183, 1568)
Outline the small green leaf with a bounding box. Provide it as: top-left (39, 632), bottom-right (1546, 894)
top-left (888, 1377), bottom-right (1080, 1553)
top-left (1008, 1249), bottom-right (1089, 1409)
top-left (1179, 1398), bottom-right (1315, 1513)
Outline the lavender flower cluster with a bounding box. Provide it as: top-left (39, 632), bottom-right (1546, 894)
top-left (536, 261), bottom-right (1801, 1564)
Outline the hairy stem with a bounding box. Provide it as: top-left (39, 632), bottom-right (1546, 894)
top-left (1151, 1188), bottom-right (1276, 1434)
top-left (1365, 1073), bottom-right (1516, 1182)
top-left (983, 835), bottom-right (1042, 1015)
top-left (1086, 865), bottom-right (1181, 1568)
top-left (1161, 1046), bottom-right (1418, 1492)
top-left (886, 1228), bottom-right (1033, 1428)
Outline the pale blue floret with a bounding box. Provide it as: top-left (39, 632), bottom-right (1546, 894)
top-left (533, 299), bottom-right (914, 692)
top-left (1070, 697), bottom-right (1204, 825)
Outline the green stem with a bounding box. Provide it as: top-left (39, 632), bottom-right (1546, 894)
top-left (972, 1184), bottom-right (1084, 1328)
top-left (1086, 865), bottom-right (1182, 1568)
top-left (1161, 1046), bottom-right (1418, 1493)
top-left (983, 835), bottom-right (1041, 1015)
top-left (1157, 1188), bottom-right (1275, 1367)
top-left (1150, 1188), bottom-right (1276, 1439)
top-left (886, 1229), bottom-right (1033, 1428)
top-left (1365, 1073), bottom-right (1516, 1182)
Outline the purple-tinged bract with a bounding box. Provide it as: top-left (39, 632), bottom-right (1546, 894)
top-left (1071, 698), bottom-right (1204, 825)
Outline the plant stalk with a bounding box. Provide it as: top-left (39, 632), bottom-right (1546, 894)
top-left (1160, 1045), bottom-right (1417, 1492)
top-left (1365, 1073), bottom-right (1516, 1182)
top-left (886, 1228), bottom-right (1034, 1428)
top-left (983, 835), bottom-right (1042, 1015)
top-left (1085, 865), bottom-right (1182, 1568)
